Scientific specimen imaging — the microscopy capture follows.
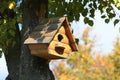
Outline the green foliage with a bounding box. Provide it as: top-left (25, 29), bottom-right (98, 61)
top-left (0, 0), bottom-right (21, 57)
top-left (49, 0), bottom-right (120, 26)
top-left (75, 38), bottom-right (79, 45)
top-left (0, 19), bottom-right (16, 55)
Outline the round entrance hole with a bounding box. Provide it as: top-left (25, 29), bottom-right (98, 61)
top-left (58, 34), bottom-right (63, 42)
top-left (55, 46), bottom-right (65, 55)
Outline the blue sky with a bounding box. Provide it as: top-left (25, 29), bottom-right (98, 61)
top-left (0, 8), bottom-right (120, 80)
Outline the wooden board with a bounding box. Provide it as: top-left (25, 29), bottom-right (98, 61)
top-left (29, 44), bottom-right (48, 50)
top-left (58, 26), bottom-right (66, 34)
top-left (30, 49), bottom-right (68, 59)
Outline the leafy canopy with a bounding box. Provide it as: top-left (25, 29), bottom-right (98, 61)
top-left (49, 0), bottom-right (120, 26)
top-left (0, 0), bottom-right (21, 57)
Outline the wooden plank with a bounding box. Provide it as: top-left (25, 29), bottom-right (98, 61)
top-left (58, 26), bottom-right (66, 34)
top-left (31, 49), bottom-right (48, 54)
top-left (29, 44), bottom-right (48, 50)
top-left (62, 19), bottom-right (78, 51)
top-left (31, 49), bottom-right (68, 59)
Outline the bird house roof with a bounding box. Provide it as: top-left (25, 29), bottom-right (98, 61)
top-left (24, 17), bottom-right (77, 51)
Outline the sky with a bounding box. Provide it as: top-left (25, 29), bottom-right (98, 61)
top-left (0, 54), bottom-right (8, 80)
top-left (0, 6), bottom-right (120, 80)
top-left (71, 10), bottom-right (120, 55)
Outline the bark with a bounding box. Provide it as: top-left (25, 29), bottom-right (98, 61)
top-left (5, 45), bottom-right (21, 80)
top-left (19, 0), bottom-right (55, 80)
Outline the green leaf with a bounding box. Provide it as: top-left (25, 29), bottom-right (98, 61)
top-left (88, 3), bottom-right (92, 8)
top-left (90, 9), bottom-right (95, 18)
top-left (93, 1), bottom-right (97, 9)
top-left (0, 50), bottom-right (2, 58)
top-left (101, 15), bottom-right (106, 18)
top-left (114, 19), bottom-right (119, 26)
top-left (105, 19), bottom-right (110, 23)
top-left (109, 13), bottom-right (116, 18)
top-left (84, 17), bottom-right (89, 24)
top-left (82, 8), bottom-right (88, 17)
top-left (75, 38), bottom-right (79, 45)
top-left (88, 20), bottom-right (93, 26)
top-left (106, 8), bottom-right (111, 13)
top-left (98, 5), bottom-right (104, 13)
top-left (83, 0), bottom-right (88, 5)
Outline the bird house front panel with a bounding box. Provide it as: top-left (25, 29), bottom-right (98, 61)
top-left (48, 25), bottom-right (72, 58)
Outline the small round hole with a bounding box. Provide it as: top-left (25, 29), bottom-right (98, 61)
top-left (58, 34), bottom-right (63, 42)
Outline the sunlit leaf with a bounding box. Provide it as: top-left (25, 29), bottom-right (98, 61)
top-left (9, 2), bottom-right (15, 10)
top-left (3, 19), bottom-right (7, 24)
top-left (114, 0), bottom-right (118, 4)
top-left (117, 3), bottom-right (120, 9)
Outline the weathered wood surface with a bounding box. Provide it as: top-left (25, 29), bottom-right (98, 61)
top-left (30, 49), bottom-right (68, 59)
top-left (29, 44), bottom-right (48, 50)
top-left (58, 26), bottom-right (66, 34)
top-left (29, 41), bottom-right (71, 59)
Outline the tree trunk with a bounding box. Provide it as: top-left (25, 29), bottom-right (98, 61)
top-left (5, 42), bottom-right (21, 80)
top-left (19, 0), bottom-right (55, 80)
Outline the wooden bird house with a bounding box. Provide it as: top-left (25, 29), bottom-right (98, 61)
top-left (24, 17), bottom-right (77, 59)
